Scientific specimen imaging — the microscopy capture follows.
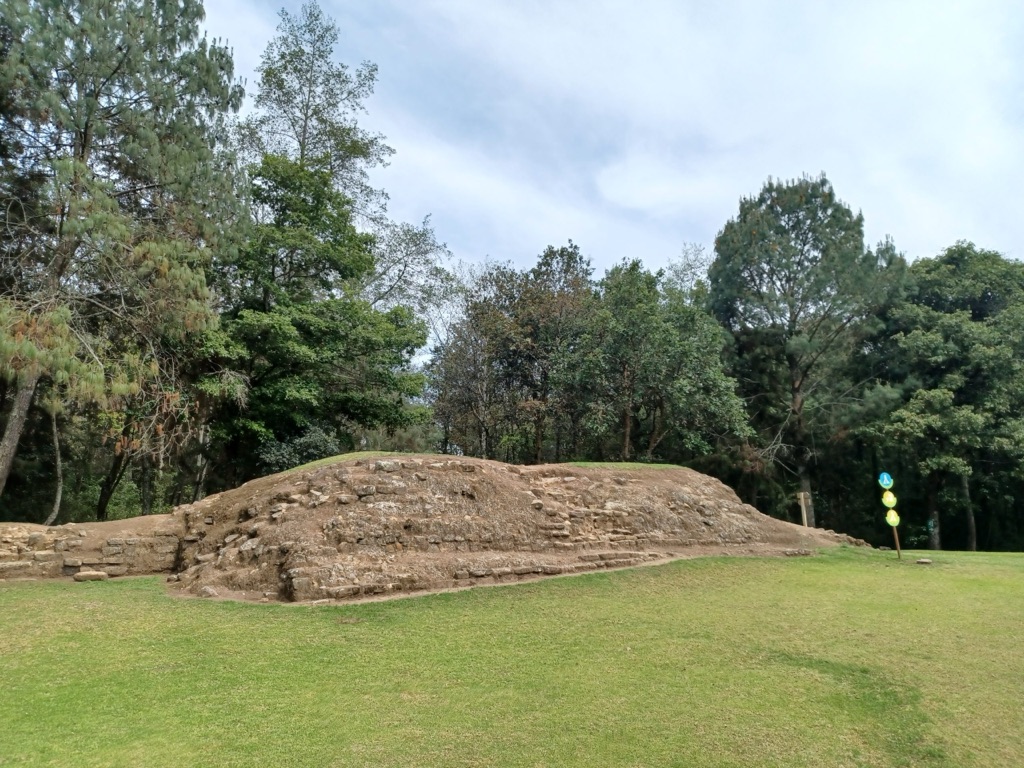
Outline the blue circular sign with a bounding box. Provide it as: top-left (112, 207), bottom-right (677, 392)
top-left (878, 472), bottom-right (893, 490)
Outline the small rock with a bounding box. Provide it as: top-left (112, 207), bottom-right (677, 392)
top-left (73, 570), bottom-right (109, 582)
top-left (374, 459), bottom-right (402, 473)
top-left (204, 516), bottom-right (214, 525)
top-left (198, 586), bottom-right (219, 598)
top-left (532, 500), bottom-right (544, 510)
top-left (916, 558), bottom-right (933, 565)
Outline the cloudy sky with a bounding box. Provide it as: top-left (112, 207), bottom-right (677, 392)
top-left (202, 0), bottom-right (1024, 274)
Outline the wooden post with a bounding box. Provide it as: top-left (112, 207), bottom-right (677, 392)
top-left (797, 491), bottom-right (808, 527)
top-left (892, 526), bottom-right (902, 560)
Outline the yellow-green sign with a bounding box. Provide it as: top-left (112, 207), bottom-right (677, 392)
top-left (882, 491), bottom-right (897, 509)
top-left (886, 509), bottom-right (900, 527)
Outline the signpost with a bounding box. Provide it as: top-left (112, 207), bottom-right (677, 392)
top-left (879, 473), bottom-right (901, 559)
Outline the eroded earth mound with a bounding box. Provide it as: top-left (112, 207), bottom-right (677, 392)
top-left (0, 456), bottom-right (865, 602)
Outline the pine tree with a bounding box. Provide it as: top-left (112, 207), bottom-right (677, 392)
top-left (0, 0), bottom-right (244, 500)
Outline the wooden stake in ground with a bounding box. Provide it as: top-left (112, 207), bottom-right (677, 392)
top-left (886, 509), bottom-right (901, 560)
top-left (880, 478), bottom-right (901, 560)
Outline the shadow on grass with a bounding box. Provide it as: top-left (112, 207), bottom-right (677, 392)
top-left (768, 650), bottom-right (949, 767)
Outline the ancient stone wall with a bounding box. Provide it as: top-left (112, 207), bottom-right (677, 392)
top-left (1, 456), bottom-right (863, 601)
top-left (0, 523), bottom-right (181, 582)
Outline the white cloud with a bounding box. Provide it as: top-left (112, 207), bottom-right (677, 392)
top-left (202, 0), bottom-right (1024, 268)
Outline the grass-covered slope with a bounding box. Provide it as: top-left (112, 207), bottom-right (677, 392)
top-left (2, 547), bottom-right (1021, 767)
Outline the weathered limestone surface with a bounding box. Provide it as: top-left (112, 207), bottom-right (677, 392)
top-left (1, 456), bottom-right (865, 602)
top-left (0, 520), bottom-right (182, 583)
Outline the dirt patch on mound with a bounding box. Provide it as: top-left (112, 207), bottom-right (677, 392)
top-left (1, 456), bottom-right (865, 602)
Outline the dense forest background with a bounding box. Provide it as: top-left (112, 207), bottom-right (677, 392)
top-left (2, 1), bottom-right (1022, 552)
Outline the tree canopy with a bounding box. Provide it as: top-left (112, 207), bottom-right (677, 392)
top-left (2, 2), bottom-right (1023, 553)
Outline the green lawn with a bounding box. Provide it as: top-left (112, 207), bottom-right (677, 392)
top-left (291, 450), bottom-right (401, 472)
top-left (1, 548), bottom-right (1021, 767)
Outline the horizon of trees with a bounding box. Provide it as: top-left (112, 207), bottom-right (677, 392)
top-left (2, 0), bottom-right (1023, 553)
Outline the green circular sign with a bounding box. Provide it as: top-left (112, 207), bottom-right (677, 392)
top-left (882, 491), bottom-right (897, 509)
top-left (886, 509), bottom-right (900, 527)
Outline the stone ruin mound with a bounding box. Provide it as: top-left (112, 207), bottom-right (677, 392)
top-left (0, 455), bottom-right (865, 602)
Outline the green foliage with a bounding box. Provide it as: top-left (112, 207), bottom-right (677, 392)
top-left (222, 154), bottom-right (374, 312)
top-left (0, 0), bottom-right (245, 508)
top-left (707, 174), bottom-right (906, 523)
top-left (236, 0), bottom-right (391, 213)
top-left (430, 247), bottom-right (748, 464)
top-left (257, 425), bottom-right (342, 474)
top-left (1, 0), bottom-right (1022, 550)
top-left (194, 2), bottom-right (436, 491)
top-left (858, 243), bottom-right (1024, 549)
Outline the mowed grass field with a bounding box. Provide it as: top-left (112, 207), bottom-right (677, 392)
top-left (1, 548), bottom-right (1021, 767)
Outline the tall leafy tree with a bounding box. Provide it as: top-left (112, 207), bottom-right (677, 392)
top-left (194, 2), bottom-right (437, 488)
top-left (874, 243), bottom-right (1024, 549)
top-left (0, 0), bottom-right (243, 501)
top-left (430, 253), bottom-right (748, 465)
top-left (708, 174), bottom-right (903, 525)
top-left (208, 155), bottom-right (425, 488)
top-left (237, 2), bottom-right (452, 324)
top-left (237, 1), bottom-right (390, 216)
top-left (583, 260), bottom-right (748, 461)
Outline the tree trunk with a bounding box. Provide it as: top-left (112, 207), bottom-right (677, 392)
top-left (798, 463), bottom-right (816, 528)
top-left (43, 409), bottom-right (63, 526)
top-left (646, 401), bottom-right (669, 460)
top-left (137, 456), bottom-right (154, 516)
top-left (533, 410), bottom-right (545, 465)
top-left (926, 472), bottom-right (942, 550)
top-left (97, 450), bottom-right (129, 521)
top-left (0, 369), bottom-right (41, 498)
top-left (622, 403), bottom-right (632, 461)
top-left (961, 474), bottom-right (976, 552)
top-left (192, 423), bottom-right (210, 502)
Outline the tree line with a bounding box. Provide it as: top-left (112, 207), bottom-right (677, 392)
top-left (2, 1), bottom-right (1023, 551)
